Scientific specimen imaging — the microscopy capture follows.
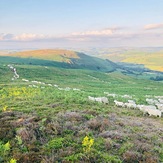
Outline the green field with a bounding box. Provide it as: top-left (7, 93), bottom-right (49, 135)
top-left (0, 49), bottom-right (117, 72)
top-left (0, 56), bottom-right (163, 162)
top-left (101, 48), bottom-right (163, 72)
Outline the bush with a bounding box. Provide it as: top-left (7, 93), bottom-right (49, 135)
top-left (46, 137), bottom-right (64, 150)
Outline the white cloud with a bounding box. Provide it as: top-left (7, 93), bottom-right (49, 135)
top-left (0, 33), bottom-right (14, 40)
top-left (14, 33), bottom-right (46, 41)
top-left (144, 23), bottom-right (163, 30)
top-left (71, 28), bottom-right (118, 36)
top-left (0, 33), bottom-right (51, 41)
top-left (0, 28), bottom-right (119, 42)
top-left (0, 25), bottom-right (163, 47)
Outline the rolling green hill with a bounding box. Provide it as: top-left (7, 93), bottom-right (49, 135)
top-left (0, 49), bottom-right (163, 81)
top-left (0, 49), bottom-right (117, 72)
top-left (100, 48), bottom-right (163, 72)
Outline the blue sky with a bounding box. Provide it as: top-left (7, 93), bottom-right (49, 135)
top-left (0, 0), bottom-right (163, 49)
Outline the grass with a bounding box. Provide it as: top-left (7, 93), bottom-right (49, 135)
top-left (0, 58), bottom-right (163, 162)
top-left (103, 49), bottom-right (163, 72)
top-left (122, 52), bottom-right (163, 72)
top-left (0, 49), bottom-right (79, 62)
top-left (0, 49), bottom-right (117, 72)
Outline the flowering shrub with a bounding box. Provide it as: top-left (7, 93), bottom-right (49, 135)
top-left (82, 136), bottom-right (94, 152)
top-left (1, 87), bottom-right (40, 99)
top-left (2, 106), bottom-right (7, 112)
top-left (10, 158), bottom-right (17, 163)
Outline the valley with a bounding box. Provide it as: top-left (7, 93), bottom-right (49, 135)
top-left (73, 47), bottom-right (163, 72)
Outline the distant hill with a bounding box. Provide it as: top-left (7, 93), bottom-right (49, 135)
top-left (5, 49), bottom-right (79, 63)
top-left (1, 49), bottom-right (162, 80)
top-left (98, 48), bottom-right (163, 72)
top-left (0, 49), bottom-right (117, 72)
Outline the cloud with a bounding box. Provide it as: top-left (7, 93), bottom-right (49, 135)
top-left (0, 25), bottom-right (163, 47)
top-left (0, 33), bottom-right (14, 40)
top-left (144, 23), bottom-right (163, 30)
top-left (71, 28), bottom-right (118, 36)
top-left (0, 33), bottom-right (52, 41)
top-left (14, 33), bottom-right (46, 41)
top-left (68, 27), bottom-right (136, 42)
top-left (0, 28), bottom-right (120, 42)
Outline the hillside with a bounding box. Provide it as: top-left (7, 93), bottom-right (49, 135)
top-left (0, 59), bottom-right (163, 162)
top-left (1, 49), bottom-right (163, 82)
top-left (0, 49), bottom-right (117, 72)
top-left (5, 49), bottom-right (79, 62)
top-left (122, 52), bottom-right (163, 72)
top-left (97, 48), bottom-right (163, 72)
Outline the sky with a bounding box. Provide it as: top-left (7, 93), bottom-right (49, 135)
top-left (0, 0), bottom-right (163, 49)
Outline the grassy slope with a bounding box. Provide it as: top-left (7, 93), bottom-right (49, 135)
top-left (103, 50), bottom-right (163, 72)
top-left (122, 51), bottom-right (163, 72)
top-left (0, 49), bottom-right (117, 72)
top-left (0, 58), bottom-right (163, 162)
top-left (2, 49), bottom-right (79, 62)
